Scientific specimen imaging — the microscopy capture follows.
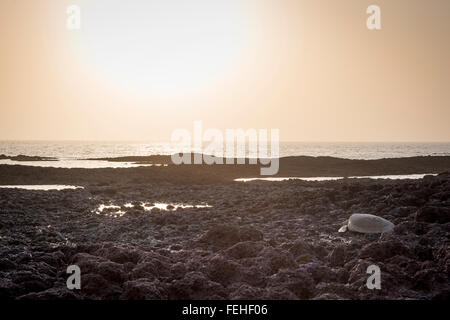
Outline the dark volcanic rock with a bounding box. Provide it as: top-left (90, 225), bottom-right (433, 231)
top-left (120, 280), bottom-right (167, 299)
top-left (1, 168), bottom-right (449, 300)
top-left (229, 284), bottom-right (266, 299)
top-left (198, 225), bottom-right (263, 248)
top-left (0, 154), bottom-right (57, 162)
top-left (207, 255), bottom-right (242, 286)
top-left (415, 206), bottom-right (450, 224)
top-left (261, 247), bottom-right (296, 275)
top-left (168, 272), bottom-right (227, 299)
top-left (267, 269), bottom-right (315, 299)
top-left (225, 241), bottom-right (264, 259)
top-left (81, 273), bottom-right (122, 299)
top-left (359, 240), bottom-right (413, 261)
top-left (328, 246), bottom-right (347, 267)
top-left (18, 287), bottom-right (78, 300)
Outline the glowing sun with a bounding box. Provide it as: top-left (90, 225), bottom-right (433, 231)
top-left (78, 0), bottom-right (250, 96)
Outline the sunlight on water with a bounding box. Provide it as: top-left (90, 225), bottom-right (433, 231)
top-left (235, 177), bottom-right (343, 182)
top-left (0, 159), bottom-right (151, 169)
top-left (353, 174), bottom-right (437, 180)
top-left (93, 202), bottom-right (212, 216)
top-left (94, 204), bottom-right (126, 217)
top-left (141, 202), bottom-right (212, 211)
top-left (235, 173), bottom-right (437, 182)
top-left (0, 185), bottom-right (83, 190)
top-left (1, 141), bottom-right (450, 164)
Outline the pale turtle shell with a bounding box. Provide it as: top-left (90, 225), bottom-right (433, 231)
top-left (346, 213), bottom-right (394, 233)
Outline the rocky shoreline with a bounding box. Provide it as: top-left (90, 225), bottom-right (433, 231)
top-left (0, 154), bottom-right (57, 162)
top-left (0, 163), bottom-right (449, 300)
top-left (2, 155), bottom-right (450, 185)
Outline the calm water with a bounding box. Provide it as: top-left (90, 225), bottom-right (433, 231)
top-left (0, 141), bottom-right (449, 168)
top-left (235, 173), bottom-right (437, 182)
top-left (0, 185), bottom-right (83, 190)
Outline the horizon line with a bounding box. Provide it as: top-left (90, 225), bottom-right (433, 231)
top-left (0, 139), bottom-right (450, 144)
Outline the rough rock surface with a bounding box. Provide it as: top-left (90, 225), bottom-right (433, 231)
top-left (0, 171), bottom-right (449, 300)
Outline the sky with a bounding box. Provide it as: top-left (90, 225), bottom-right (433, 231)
top-left (0, 0), bottom-right (449, 142)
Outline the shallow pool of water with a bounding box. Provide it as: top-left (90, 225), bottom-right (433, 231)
top-left (0, 185), bottom-right (84, 190)
top-left (141, 202), bottom-right (212, 211)
top-left (235, 173), bottom-right (437, 182)
top-left (0, 159), bottom-right (161, 169)
top-left (93, 202), bottom-right (212, 216)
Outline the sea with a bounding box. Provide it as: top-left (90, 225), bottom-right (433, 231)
top-left (0, 141), bottom-right (450, 168)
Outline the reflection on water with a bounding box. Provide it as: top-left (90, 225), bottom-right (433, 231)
top-left (235, 173), bottom-right (437, 182)
top-left (1, 141), bottom-right (450, 160)
top-left (351, 174), bottom-right (437, 179)
top-left (0, 159), bottom-right (160, 169)
top-left (235, 177), bottom-right (342, 182)
top-left (93, 202), bottom-right (212, 216)
top-left (0, 185), bottom-right (83, 190)
top-left (95, 204), bottom-right (126, 217)
top-left (141, 202), bottom-right (212, 211)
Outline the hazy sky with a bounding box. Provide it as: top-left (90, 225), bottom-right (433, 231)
top-left (1, 0), bottom-right (449, 141)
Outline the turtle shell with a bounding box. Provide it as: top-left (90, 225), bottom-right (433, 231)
top-left (347, 213), bottom-right (394, 233)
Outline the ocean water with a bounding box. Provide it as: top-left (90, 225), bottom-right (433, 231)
top-left (0, 141), bottom-right (449, 168)
top-left (0, 185), bottom-right (83, 190)
top-left (234, 173), bottom-right (437, 182)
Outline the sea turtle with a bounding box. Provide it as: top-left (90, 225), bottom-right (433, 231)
top-left (338, 213), bottom-right (394, 233)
